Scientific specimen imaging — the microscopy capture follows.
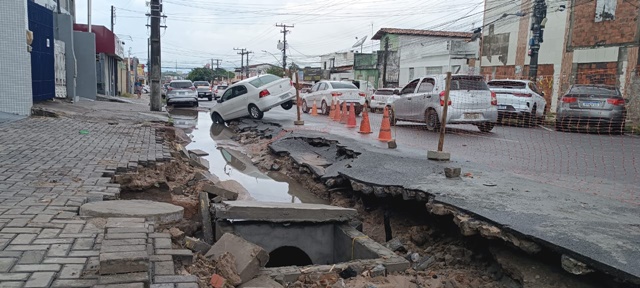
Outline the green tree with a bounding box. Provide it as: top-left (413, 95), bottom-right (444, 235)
top-left (186, 68), bottom-right (214, 82)
top-left (266, 66), bottom-right (285, 77)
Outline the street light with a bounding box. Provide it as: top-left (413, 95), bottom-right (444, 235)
top-left (261, 50), bottom-right (283, 66)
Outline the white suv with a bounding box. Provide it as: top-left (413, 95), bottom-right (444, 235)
top-left (166, 80), bottom-right (198, 107)
top-left (487, 80), bottom-right (547, 126)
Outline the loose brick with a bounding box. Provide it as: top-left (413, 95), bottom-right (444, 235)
top-left (12, 264), bottom-right (61, 272)
top-left (98, 272), bottom-right (149, 285)
top-left (154, 261), bottom-right (175, 275)
top-left (59, 264), bottom-right (84, 279)
top-left (18, 251), bottom-right (46, 264)
top-left (47, 243), bottom-right (71, 257)
top-left (105, 233), bottom-right (147, 240)
top-left (102, 239), bottom-right (146, 246)
top-left (99, 251), bottom-right (149, 275)
top-left (0, 258), bottom-right (17, 272)
top-left (0, 272), bottom-right (30, 281)
top-left (51, 279), bottom-right (99, 287)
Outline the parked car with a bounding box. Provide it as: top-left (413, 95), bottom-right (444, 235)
top-left (142, 85), bottom-right (150, 93)
top-left (367, 88), bottom-right (398, 112)
top-left (194, 81), bottom-right (213, 101)
top-left (212, 84), bottom-right (228, 99)
top-left (166, 80), bottom-right (198, 107)
top-left (345, 80), bottom-right (375, 98)
top-left (387, 75), bottom-right (498, 132)
top-left (301, 81), bottom-right (366, 115)
top-left (161, 83), bottom-right (169, 99)
top-left (210, 74), bottom-right (296, 123)
top-left (487, 79), bottom-right (547, 126)
top-left (555, 84), bottom-right (627, 134)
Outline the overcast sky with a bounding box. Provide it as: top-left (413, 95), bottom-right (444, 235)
top-left (74, 0), bottom-right (492, 72)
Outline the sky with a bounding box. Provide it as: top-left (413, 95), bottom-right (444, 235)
top-left (74, 0), bottom-right (492, 72)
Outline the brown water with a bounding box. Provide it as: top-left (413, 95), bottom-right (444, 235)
top-left (169, 109), bottom-right (328, 204)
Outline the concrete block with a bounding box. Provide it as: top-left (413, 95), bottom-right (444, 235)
top-left (188, 149), bottom-right (209, 156)
top-left (184, 236), bottom-right (212, 254)
top-left (202, 184), bottom-right (239, 201)
top-left (427, 150), bottom-right (450, 161)
top-left (239, 276), bottom-right (284, 288)
top-left (205, 233), bottom-right (269, 284)
top-left (154, 275), bottom-right (198, 283)
top-left (214, 201), bottom-right (357, 223)
top-left (155, 249), bottom-right (193, 265)
top-left (98, 272), bottom-right (149, 285)
top-left (80, 200), bottom-right (184, 225)
top-left (99, 251), bottom-right (149, 275)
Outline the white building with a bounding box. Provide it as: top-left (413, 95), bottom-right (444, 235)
top-left (320, 52), bottom-right (354, 80)
top-left (372, 28), bottom-right (478, 87)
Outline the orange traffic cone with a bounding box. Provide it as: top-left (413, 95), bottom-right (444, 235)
top-left (328, 98), bottom-right (335, 119)
top-left (378, 106), bottom-right (393, 142)
top-left (311, 99), bottom-right (318, 116)
top-left (339, 101), bottom-right (349, 124)
top-left (346, 103), bottom-right (357, 128)
top-left (358, 103), bottom-right (372, 134)
top-left (333, 100), bottom-right (342, 122)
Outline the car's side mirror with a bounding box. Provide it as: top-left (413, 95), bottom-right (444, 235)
top-left (217, 98), bottom-right (223, 103)
top-left (393, 89), bottom-right (400, 95)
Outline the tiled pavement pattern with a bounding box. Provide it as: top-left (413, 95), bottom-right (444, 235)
top-left (0, 117), bottom-right (192, 287)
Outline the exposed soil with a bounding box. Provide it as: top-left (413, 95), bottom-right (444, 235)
top-left (227, 123), bottom-right (622, 288)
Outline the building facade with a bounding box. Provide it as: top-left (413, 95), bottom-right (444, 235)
top-left (73, 24), bottom-right (124, 97)
top-left (0, 0), bottom-right (33, 116)
top-left (481, 0), bottom-right (640, 117)
top-left (372, 28), bottom-right (477, 88)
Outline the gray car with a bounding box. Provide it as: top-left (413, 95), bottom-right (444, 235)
top-left (166, 80), bottom-right (198, 107)
top-left (555, 84), bottom-right (627, 134)
top-left (194, 81), bottom-right (213, 101)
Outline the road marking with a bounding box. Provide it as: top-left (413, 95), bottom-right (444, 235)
top-left (538, 125), bottom-right (554, 132)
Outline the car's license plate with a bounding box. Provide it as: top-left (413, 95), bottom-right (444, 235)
top-left (464, 113), bottom-right (481, 119)
top-left (179, 92), bottom-right (185, 95)
top-left (280, 93), bottom-right (290, 99)
top-left (581, 101), bottom-right (600, 107)
top-left (497, 105), bottom-right (507, 110)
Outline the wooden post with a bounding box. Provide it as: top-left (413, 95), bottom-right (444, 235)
top-left (437, 72), bottom-right (452, 152)
top-left (294, 70), bottom-right (304, 125)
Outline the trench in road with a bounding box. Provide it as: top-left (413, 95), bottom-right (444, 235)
top-left (169, 108), bottom-right (328, 204)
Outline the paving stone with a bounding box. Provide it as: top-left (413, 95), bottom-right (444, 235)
top-left (0, 281), bottom-right (24, 287)
top-left (177, 284), bottom-right (198, 288)
top-left (68, 250), bottom-right (100, 257)
top-left (0, 272), bottom-right (30, 281)
top-left (95, 283), bottom-right (146, 288)
top-left (154, 275), bottom-right (198, 283)
top-left (99, 251), bottom-right (149, 275)
top-left (51, 279), bottom-right (99, 287)
top-left (6, 244), bottom-right (50, 251)
top-left (149, 233), bottom-right (171, 238)
top-left (0, 258), bottom-right (17, 272)
top-left (0, 251), bottom-right (22, 258)
top-left (105, 218), bottom-right (146, 228)
top-left (105, 233), bottom-right (147, 240)
top-left (107, 227), bottom-right (149, 234)
top-left (1, 228), bottom-right (42, 234)
top-left (154, 261), bottom-right (175, 275)
top-left (59, 264), bottom-right (84, 279)
top-left (32, 238), bottom-right (74, 244)
top-left (151, 284), bottom-right (175, 288)
top-left (102, 239), bottom-right (147, 246)
top-left (18, 251), bottom-right (46, 264)
top-left (101, 244), bottom-right (147, 253)
top-left (12, 264), bottom-right (61, 272)
top-left (24, 271), bottom-right (56, 287)
top-left (72, 238), bottom-right (95, 250)
top-left (37, 228), bottom-right (61, 239)
top-left (10, 233), bottom-right (37, 245)
top-left (155, 249), bottom-right (193, 264)
top-left (98, 272), bottom-right (149, 285)
top-left (149, 255), bottom-right (173, 262)
top-left (43, 257), bottom-right (88, 264)
top-left (47, 243), bottom-right (71, 257)
top-left (155, 238), bottom-right (172, 249)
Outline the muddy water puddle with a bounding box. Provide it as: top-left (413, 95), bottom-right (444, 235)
top-left (170, 109), bottom-right (327, 204)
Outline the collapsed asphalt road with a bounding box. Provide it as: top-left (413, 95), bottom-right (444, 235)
top-left (231, 117), bottom-right (640, 285)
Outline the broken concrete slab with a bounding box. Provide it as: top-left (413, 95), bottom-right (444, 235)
top-left (239, 276), bottom-right (284, 288)
top-left (194, 171), bottom-right (220, 184)
top-left (202, 183), bottom-right (239, 201)
top-left (205, 233), bottom-right (269, 284)
top-left (189, 156), bottom-right (210, 169)
top-left (80, 200), bottom-right (184, 224)
top-left (214, 201), bottom-right (357, 223)
top-left (184, 236), bottom-right (212, 254)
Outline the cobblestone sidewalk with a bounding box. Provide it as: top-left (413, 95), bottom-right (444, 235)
top-left (0, 116), bottom-right (191, 287)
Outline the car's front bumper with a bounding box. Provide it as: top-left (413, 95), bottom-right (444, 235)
top-left (167, 96), bottom-right (198, 104)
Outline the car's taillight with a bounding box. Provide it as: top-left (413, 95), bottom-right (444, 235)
top-left (331, 92), bottom-right (342, 97)
top-left (371, 95), bottom-right (375, 100)
top-left (606, 98), bottom-right (625, 106)
top-left (562, 97), bottom-right (577, 103)
top-left (290, 80), bottom-right (293, 87)
top-left (439, 91), bottom-right (452, 106)
top-left (491, 91), bottom-right (497, 106)
top-left (167, 87), bottom-right (173, 91)
top-left (190, 86), bottom-right (196, 91)
top-left (358, 92), bottom-right (366, 97)
top-left (512, 93), bottom-right (532, 97)
top-left (209, 87), bottom-right (212, 91)
top-left (215, 89), bottom-right (218, 93)
top-left (259, 89), bottom-right (270, 98)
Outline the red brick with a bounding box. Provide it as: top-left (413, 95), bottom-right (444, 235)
top-left (570, 0), bottom-right (640, 47)
top-left (210, 274), bottom-right (227, 288)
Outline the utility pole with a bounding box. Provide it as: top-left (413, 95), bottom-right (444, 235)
top-left (110, 5), bottom-right (115, 32)
top-left (126, 47), bottom-right (131, 93)
top-left (234, 48), bottom-right (247, 80)
top-left (245, 51), bottom-right (253, 78)
top-left (528, 0), bottom-right (547, 81)
top-left (276, 23), bottom-right (294, 75)
top-left (149, 0), bottom-right (162, 111)
top-left (211, 59), bottom-right (221, 81)
top-left (382, 37), bottom-right (389, 88)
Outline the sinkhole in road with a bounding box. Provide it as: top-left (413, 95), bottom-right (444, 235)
top-left (170, 109), bottom-right (327, 204)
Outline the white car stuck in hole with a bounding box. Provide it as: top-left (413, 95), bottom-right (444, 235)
top-left (210, 74), bottom-right (296, 123)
